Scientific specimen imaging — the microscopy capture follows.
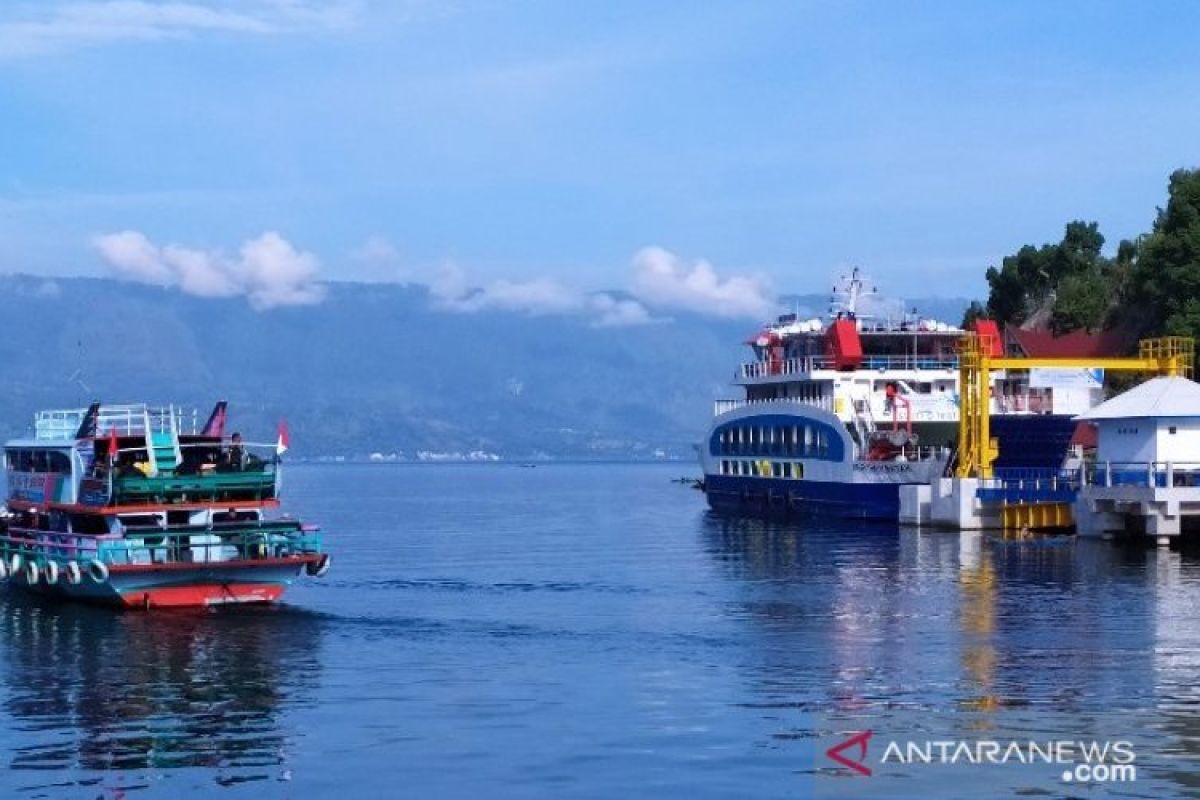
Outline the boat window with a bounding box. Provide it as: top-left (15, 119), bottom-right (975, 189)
top-left (70, 514), bottom-right (109, 534)
top-left (120, 514), bottom-right (163, 530)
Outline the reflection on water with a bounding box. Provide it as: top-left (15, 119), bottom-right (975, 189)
top-left (700, 512), bottom-right (1200, 796)
top-left (0, 593), bottom-right (323, 794)
top-left (2, 465), bottom-right (1200, 798)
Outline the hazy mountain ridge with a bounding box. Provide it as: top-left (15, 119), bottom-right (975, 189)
top-left (0, 276), bottom-right (968, 458)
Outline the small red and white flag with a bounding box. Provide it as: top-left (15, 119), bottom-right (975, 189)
top-left (276, 420), bottom-right (290, 456)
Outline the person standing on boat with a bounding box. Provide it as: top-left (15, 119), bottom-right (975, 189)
top-left (225, 432), bottom-right (248, 472)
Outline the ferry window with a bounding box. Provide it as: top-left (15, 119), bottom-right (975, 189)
top-left (70, 514), bottom-right (109, 534)
top-left (47, 451), bottom-right (70, 473)
top-left (120, 514), bottom-right (162, 530)
top-left (794, 462), bottom-right (805, 479)
top-left (782, 462), bottom-right (791, 478)
top-left (772, 462), bottom-right (783, 478)
top-left (1169, 426), bottom-right (1178, 435)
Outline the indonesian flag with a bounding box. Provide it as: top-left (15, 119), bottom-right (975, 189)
top-left (276, 420), bottom-right (290, 456)
top-left (107, 428), bottom-right (119, 464)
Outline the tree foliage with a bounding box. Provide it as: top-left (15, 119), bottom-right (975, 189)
top-left (1128, 168), bottom-right (1200, 339)
top-left (969, 167), bottom-right (1200, 349)
top-left (983, 220), bottom-right (1109, 329)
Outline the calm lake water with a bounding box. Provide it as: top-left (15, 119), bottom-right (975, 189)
top-left (1, 462), bottom-right (1200, 799)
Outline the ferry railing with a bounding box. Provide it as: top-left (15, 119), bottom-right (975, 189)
top-left (31, 404), bottom-right (205, 440)
top-left (81, 441), bottom-right (282, 506)
top-left (0, 524), bottom-right (322, 566)
top-left (713, 396), bottom-right (834, 416)
top-left (739, 355), bottom-right (960, 379)
top-left (108, 441), bottom-right (281, 468)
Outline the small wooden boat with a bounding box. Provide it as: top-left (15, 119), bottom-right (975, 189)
top-left (0, 402), bottom-right (329, 609)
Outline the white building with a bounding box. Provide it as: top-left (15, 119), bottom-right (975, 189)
top-left (1074, 376), bottom-right (1200, 543)
top-left (1077, 375), bottom-right (1200, 466)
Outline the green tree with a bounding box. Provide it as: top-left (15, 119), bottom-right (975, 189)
top-left (961, 300), bottom-right (987, 328)
top-left (1050, 269), bottom-right (1108, 333)
top-left (1129, 168), bottom-right (1200, 339)
top-left (984, 220), bottom-right (1108, 328)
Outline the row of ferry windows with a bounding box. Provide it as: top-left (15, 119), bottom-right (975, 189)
top-left (719, 460), bottom-right (806, 479)
top-left (715, 424), bottom-right (831, 458)
top-left (5, 449), bottom-right (70, 473)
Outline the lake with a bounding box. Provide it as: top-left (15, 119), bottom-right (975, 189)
top-left (1, 462), bottom-right (1198, 798)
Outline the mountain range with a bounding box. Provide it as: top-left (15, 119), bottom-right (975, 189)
top-left (0, 275), bottom-right (969, 459)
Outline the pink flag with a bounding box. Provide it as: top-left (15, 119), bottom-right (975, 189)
top-left (276, 420), bottom-right (290, 456)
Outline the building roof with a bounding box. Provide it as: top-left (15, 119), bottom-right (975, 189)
top-left (1076, 376), bottom-right (1200, 421)
top-left (1006, 326), bottom-right (1134, 358)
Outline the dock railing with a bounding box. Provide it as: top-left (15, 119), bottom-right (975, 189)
top-left (976, 467), bottom-right (1081, 504)
top-left (1081, 462), bottom-right (1200, 489)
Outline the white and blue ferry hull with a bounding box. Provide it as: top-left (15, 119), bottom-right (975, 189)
top-left (699, 402), bottom-right (948, 521)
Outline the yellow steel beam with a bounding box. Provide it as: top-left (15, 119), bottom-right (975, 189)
top-left (991, 358), bottom-right (1164, 371)
top-left (955, 334), bottom-right (1194, 479)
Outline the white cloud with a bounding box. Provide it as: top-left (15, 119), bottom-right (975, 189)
top-left (93, 229), bottom-right (174, 284)
top-left (587, 293), bottom-right (657, 328)
top-left (376, 244), bottom-right (772, 326)
top-left (631, 246), bottom-right (776, 319)
top-left (93, 229), bottom-right (326, 309)
top-left (428, 263), bottom-right (658, 327)
top-left (0, 1), bottom-right (360, 59)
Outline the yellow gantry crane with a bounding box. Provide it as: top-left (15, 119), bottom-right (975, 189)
top-left (955, 334), bottom-right (1195, 479)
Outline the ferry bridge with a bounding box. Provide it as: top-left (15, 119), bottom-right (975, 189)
top-left (929, 335), bottom-right (1197, 535)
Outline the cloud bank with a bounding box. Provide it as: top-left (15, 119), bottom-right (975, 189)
top-left (631, 246), bottom-right (776, 319)
top-left (395, 242), bottom-right (775, 326)
top-left (429, 263), bottom-right (657, 328)
top-left (94, 230), bottom-right (326, 309)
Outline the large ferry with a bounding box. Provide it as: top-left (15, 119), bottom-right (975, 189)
top-left (0, 402), bottom-right (329, 608)
top-left (700, 270), bottom-right (1098, 519)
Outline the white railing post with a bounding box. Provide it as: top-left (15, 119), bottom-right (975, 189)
top-left (1166, 461), bottom-right (1174, 488)
top-left (1105, 461), bottom-right (1112, 487)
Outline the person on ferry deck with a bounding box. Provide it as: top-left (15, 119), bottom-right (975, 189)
top-left (224, 432), bottom-right (248, 472)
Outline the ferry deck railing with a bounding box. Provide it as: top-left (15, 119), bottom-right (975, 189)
top-left (33, 404), bottom-right (204, 440)
top-left (739, 355), bottom-right (960, 380)
top-left (0, 523), bottom-right (321, 566)
top-left (714, 397), bottom-right (834, 416)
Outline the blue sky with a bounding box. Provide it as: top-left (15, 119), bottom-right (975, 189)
top-left (2, 0), bottom-right (1199, 314)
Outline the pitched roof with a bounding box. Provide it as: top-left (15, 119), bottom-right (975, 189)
top-left (1076, 376), bottom-right (1200, 421)
top-left (1007, 326), bottom-right (1133, 358)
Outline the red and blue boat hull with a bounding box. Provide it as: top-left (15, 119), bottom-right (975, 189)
top-left (7, 556), bottom-right (320, 609)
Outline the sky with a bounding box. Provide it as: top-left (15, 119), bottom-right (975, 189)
top-left (2, 0), bottom-right (1200, 321)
